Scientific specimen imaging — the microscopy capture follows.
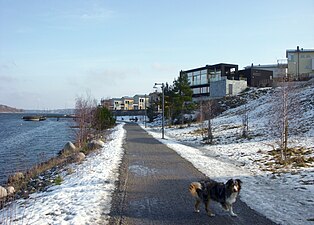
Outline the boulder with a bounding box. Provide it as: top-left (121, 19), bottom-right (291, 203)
top-left (64, 141), bottom-right (76, 151)
top-left (6, 186), bottom-right (15, 196)
top-left (8, 172), bottom-right (24, 184)
top-left (59, 141), bottom-right (77, 156)
top-left (0, 186), bottom-right (7, 199)
top-left (72, 152), bottom-right (85, 162)
top-left (87, 139), bottom-right (105, 150)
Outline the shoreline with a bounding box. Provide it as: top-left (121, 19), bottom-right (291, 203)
top-left (1, 127), bottom-right (113, 209)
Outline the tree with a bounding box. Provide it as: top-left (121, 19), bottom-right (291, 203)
top-left (200, 100), bottom-right (218, 144)
top-left (242, 103), bottom-right (249, 138)
top-left (269, 79), bottom-right (299, 162)
top-left (75, 93), bottom-right (97, 148)
top-left (173, 73), bottom-right (193, 124)
top-left (93, 106), bottom-right (116, 131)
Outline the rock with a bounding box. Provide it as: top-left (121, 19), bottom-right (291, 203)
top-left (59, 141), bottom-right (77, 156)
top-left (64, 141), bottom-right (76, 151)
top-left (6, 186), bottom-right (15, 196)
top-left (72, 152), bottom-right (85, 162)
top-left (0, 186), bottom-right (7, 199)
top-left (8, 172), bottom-right (24, 184)
top-left (87, 139), bottom-right (105, 150)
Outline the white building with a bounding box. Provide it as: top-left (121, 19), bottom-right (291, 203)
top-left (286, 46), bottom-right (314, 80)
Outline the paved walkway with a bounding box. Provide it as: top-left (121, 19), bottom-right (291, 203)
top-left (109, 123), bottom-right (277, 225)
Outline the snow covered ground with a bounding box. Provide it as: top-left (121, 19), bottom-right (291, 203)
top-left (143, 81), bottom-right (314, 225)
top-left (0, 123), bottom-right (126, 225)
top-left (1, 81), bottom-right (313, 225)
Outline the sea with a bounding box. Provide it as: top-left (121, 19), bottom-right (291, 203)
top-left (0, 113), bottom-right (75, 186)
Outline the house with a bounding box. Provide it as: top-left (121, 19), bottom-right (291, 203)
top-left (133, 95), bottom-right (150, 110)
top-left (286, 46), bottom-right (314, 80)
top-left (101, 94), bottom-right (150, 111)
top-left (237, 68), bottom-right (273, 87)
top-left (180, 63), bottom-right (247, 101)
top-left (121, 97), bottom-right (134, 110)
top-left (244, 61), bottom-right (287, 81)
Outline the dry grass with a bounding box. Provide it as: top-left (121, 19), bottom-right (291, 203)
top-left (258, 146), bottom-right (314, 173)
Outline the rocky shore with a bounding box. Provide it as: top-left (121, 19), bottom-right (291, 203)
top-left (0, 138), bottom-right (106, 209)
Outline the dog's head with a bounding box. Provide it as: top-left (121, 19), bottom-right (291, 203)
top-left (226, 179), bottom-right (242, 193)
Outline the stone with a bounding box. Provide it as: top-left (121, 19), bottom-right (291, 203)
top-left (59, 141), bottom-right (77, 156)
top-left (6, 186), bottom-right (15, 196)
top-left (0, 186), bottom-right (7, 199)
top-left (87, 139), bottom-right (105, 150)
top-left (8, 172), bottom-right (24, 184)
top-left (64, 141), bottom-right (76, 151)
top-left (72, 152), bottom-right (85, 162)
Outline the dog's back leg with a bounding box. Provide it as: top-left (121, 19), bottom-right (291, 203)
top-left (205, 199), bottom-right (215, 217)
top-left (194, 199), bottom-right (201, 213)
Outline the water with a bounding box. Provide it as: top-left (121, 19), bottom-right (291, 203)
top-left (0, 113), bottom-right (75, 185)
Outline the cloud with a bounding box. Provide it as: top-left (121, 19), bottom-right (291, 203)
top-left (0, 74), bottom-right (16, 83)
top-left (151, 62), bottom-right (177, 73)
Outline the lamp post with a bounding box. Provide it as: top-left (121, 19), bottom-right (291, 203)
top-left (144, 94), bottom-right (147, 128)
top-left (154, 82), bottom-right (165, 139)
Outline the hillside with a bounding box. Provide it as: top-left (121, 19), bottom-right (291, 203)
top-left (0, 104), bottom-right (23, 113)
top-left (147, 79), bottom-right (314, 225)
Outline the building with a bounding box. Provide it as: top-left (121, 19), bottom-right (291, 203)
top-left (133, 95), bottom-right (150, 110)
top-left (244, 61), bottom-right (287, 80)
top-left (286, 46), bottom-right (314, 80)
top-left (101, 95), bottom-right (150, 111)
top-left (180, 63), bottom-right (247, 101)
top-left (237, 68), bottom-right (273, 87)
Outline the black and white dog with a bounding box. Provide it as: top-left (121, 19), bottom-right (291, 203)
top-left (189, 178), bottom-right (242, 217)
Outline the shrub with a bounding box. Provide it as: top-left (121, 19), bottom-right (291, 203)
top-left (93, 106), bottom-right (116, 130)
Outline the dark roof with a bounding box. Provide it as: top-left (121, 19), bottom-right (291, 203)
top-left (181, 63), bottom-right (238, 73)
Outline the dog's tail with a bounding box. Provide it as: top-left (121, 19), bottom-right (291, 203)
top-left (189, 182), bottom-right (202, 198)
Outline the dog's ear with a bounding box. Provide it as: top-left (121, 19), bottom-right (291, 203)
top-left (226, 179), bottom-right (234, 186)
top-left (236, 179), bottom-right (242, 185)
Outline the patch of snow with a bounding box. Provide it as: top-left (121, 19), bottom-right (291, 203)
top-left (143, 82), bottom-right (314, 225)
top-left (0, 123), bottom-right (126, 225)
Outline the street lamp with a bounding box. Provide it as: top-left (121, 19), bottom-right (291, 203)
top-left (154, 82), bottom-right (165, 139)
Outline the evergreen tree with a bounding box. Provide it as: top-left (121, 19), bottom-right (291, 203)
top-left (173, 73), bottom-right (193, 124)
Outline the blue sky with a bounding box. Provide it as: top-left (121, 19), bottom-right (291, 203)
top-left (1, 0), bottom-right (313, 109)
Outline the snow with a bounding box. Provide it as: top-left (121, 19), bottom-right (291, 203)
top-left (142, 82), bottom-right (314, 225)
top-left (0, 123), bottom-right (126, 225)
top-left (1, 82), bottom-right (313, 225)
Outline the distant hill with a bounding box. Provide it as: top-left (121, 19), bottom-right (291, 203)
top-left (0, 104), bottom-right (23, 113)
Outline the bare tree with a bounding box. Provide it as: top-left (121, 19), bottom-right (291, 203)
top-left (242, 103), bottom-right (249, 138)
top-left (200, 100), bottom-right (217, 144)
top-left (270, 79), bottom-right (299, 162)
top-left (75, 92), bottom-right (97, 148)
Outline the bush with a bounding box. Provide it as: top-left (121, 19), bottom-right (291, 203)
top-left (93, 106), bottom-right (116, 130)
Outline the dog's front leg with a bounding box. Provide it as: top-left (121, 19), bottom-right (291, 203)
top-left (229, 205), bottom-right (237, 217)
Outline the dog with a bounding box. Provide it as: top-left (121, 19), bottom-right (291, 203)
top-left (189, 178), bottom-right (242, 217)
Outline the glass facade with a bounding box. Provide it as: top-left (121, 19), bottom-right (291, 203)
top-left (187, 68), bottom-right (224, 86)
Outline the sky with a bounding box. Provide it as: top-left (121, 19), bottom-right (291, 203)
top-left (0, 0), bottom-right (313, 110)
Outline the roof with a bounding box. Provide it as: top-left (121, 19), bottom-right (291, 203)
top-left (244, 63), bottom-right (288, 69)
top-left (286, 48), bottom-right (314, 57)
top-left (181, 63), bottom-right (238, 73)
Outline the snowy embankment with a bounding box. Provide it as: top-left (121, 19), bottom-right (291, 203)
top-left (143, 81), bottom-right (314, 225)
top-left (0, 123), bottom-right (126, 225)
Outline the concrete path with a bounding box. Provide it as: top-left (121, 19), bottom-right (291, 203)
top-left (109, 123), bottom-right (277, 225)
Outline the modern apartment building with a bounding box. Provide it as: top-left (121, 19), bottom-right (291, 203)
top-left (180, 63), bottom-right (247, 101)
top-left (286, 46), bottom-right (314, 80)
